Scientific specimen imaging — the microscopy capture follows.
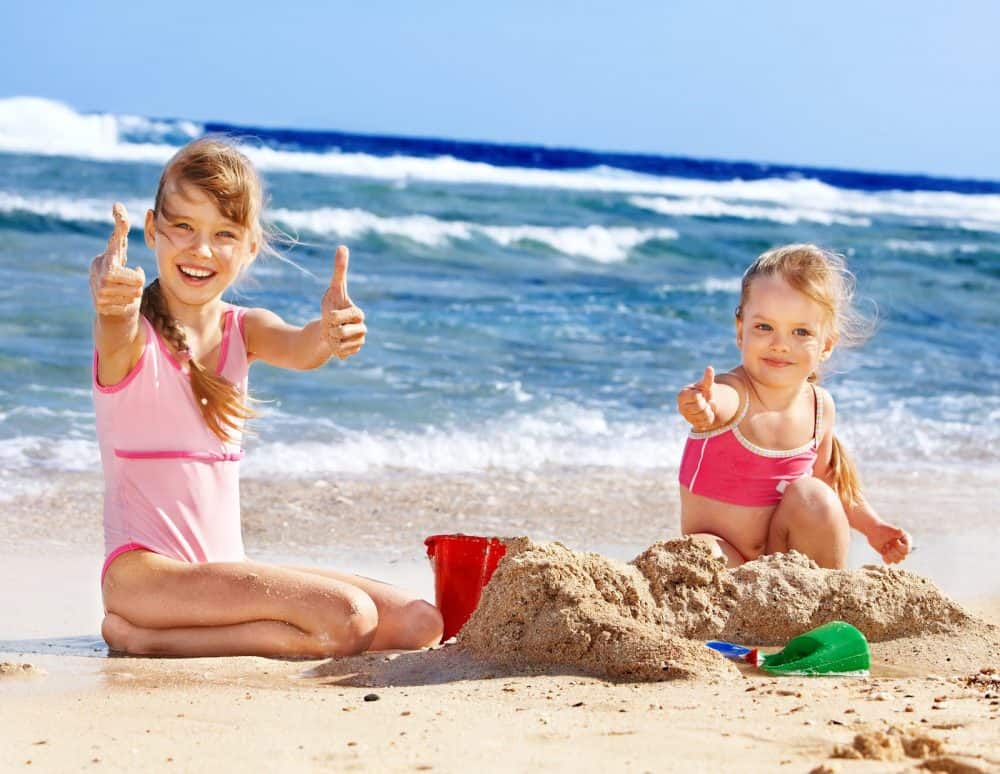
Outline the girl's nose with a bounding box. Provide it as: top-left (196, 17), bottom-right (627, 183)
top-left (192, 238), bottom-right (212, 258)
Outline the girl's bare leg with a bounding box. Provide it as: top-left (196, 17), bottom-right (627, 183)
top-left (685, 532), bottom-right (746, 567)
top-left (284, 565), bottom-right (442, 650)
top-left (766, 477), bottom-right (850, 569)
top-left (101, 551), bottom-right (380, 658)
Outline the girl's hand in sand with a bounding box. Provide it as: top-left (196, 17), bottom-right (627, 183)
top-left (677, 366), bottom-right (719, 431)
top-left (90, 203), bottom-right (145, 318)
top-left (321, 245), bottom-right (366, 360)
top-left (866, 522), bottom-right (911, 564)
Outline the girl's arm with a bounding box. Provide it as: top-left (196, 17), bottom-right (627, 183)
top-left (813, 391), bottom-right (911, 564)
top-left (243, 246), bottom-right (366, 370)
top-left (91, 204), bottom-right (147, 386)
top-left (676, 367), bottom-right (741, 432)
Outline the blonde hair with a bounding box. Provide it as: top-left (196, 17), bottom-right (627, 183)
top-left (736, 243), bottom-right (872, 507)
top-left (141, 137), bottom-right (262, 442)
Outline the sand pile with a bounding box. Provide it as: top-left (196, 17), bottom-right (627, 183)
top-left (830, 728), bottom-right (988, 772)
top-left (832, 728), bottom-right (944, 761)
top-left (460, 538), bottom-right (986, 682)
top-left (459, 541), bottom-right (735, 680)
top-left (633, 541), bottom-right (972, 643)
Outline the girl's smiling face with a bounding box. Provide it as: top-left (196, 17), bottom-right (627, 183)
top-left (736, 273), bottom-right (835, 388)
top-left (144, 180), bottom-right (258, 312)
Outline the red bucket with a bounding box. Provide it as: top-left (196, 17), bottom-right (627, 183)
top-left (424, 534), bottom-right (507, 641)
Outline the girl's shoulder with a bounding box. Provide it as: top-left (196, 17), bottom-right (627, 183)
top-left (94, 316), bottom-right (152, 392)
top-left (233, 306), bottom-right (296, 364)
top-left (713, 368), bottom-right (751, 423)
top-left (716, 367), bottom-right (749, 399)
top-left (238, 305), bottom-right (285, 337)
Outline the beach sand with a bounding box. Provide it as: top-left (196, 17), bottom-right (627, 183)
top-left (3, 468), bottom-right (999, 772)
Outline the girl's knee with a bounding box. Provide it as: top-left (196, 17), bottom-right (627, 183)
top-left (102, 612), bottom-right (142, 654)
top-left (312, 590), bottom-right (379, 658)
top-left (784, 478), bottom-right (845, 524)
top-left (398, 600), bottom-right (444, 649)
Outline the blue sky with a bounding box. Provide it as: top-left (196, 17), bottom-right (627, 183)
top-left (2, 1), bottom-right (998, 179)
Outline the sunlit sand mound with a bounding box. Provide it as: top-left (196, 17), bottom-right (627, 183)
top-left (633, 539), bottom-right (973, 644)
top-left (460, 538), bottom-right (988, 681)
top-left (460, 541), bottom-right (735, 681)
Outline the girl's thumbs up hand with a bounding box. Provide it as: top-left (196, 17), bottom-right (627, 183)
top-left (321, 245), bottom-right (366, 360)
top-left (90, 203), bottom-right (145, 318)
top-left (677, 366), bottom-right (718, 431)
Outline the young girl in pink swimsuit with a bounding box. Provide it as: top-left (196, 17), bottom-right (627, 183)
top-left (91, 138), bottom-right (442, 656)
top-left (676, 244), bottom-right (911, 569)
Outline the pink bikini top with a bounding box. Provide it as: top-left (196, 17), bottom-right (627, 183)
top-left (678, 383), bottom-right (822, 507)
top-left (93, 307), bottom-right (250, 573)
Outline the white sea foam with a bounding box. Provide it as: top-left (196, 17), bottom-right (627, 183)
top-left (482, 224), bottom-right (677, 262)
top-left (0, 406), bottom-right (685, 477)
top-left (629, 195), bottom-right (871, 226)
top-left (884, 239), bottom-right (985, 255)
top-left (0, 189), bottom-right (676, 263)
top-left (0, 395), bottom-right (995, 479)
top-left (238, 153), bottom-right (1000, 233)
top-left (658, 277), bottom-right (742, 294)
top-left (3, 98), bottom-right (1000, 232)
top-left (0, 97), bottom-right (177, 164)
top-left (272, 206), bottom-right (677, 262)
top-left (0, 436), bottom-right (100, 476)
top-left (241, 406), bottom-right (682, 476)
top-left (271, 207), bottom-right (470, 246)
top-left (624, 179), bottom-right (1000, 228)
top-left (0, 191), bottom-right (151, 224)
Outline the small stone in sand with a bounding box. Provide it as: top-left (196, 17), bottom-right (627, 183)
top-left (961, 668), bottom-right (999, 692)
top-left (0, 661), bottom-right (46, 678)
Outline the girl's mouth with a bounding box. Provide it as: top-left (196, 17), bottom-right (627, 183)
top-left (178, 264), bottom-right (216, 283)
top-left (762, 358), bottom-right (792, 368)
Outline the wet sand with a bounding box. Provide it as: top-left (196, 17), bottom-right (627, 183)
top-left (3, 466), bottom-right (996, 594)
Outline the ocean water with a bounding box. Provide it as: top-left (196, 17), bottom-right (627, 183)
top-left (1, 96), bottom-right (998, 493)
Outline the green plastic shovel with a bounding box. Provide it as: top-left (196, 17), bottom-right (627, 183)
top-left (759, 620), bottom-right (870, 676)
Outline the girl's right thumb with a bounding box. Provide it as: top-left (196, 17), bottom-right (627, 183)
top-left (701, 366), bottom-right (715, 392)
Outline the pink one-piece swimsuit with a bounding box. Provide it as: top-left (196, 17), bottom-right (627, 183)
top-left (678, 383), bottom-right (822, 507)
top-left (93, 306), bottom-right (249, 584)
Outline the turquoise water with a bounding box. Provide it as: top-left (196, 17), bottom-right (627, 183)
top-left (1, 97), bottom-right (998, 485)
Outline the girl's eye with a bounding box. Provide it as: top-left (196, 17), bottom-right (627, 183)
top-left (794, 328), bottom-right (813, 337)
top-left (217, 231), bottom-right (237, 239)
top-left (755, 323), bottom-right (772, 331)
top-left (174, 222), bottom-right (192, 231)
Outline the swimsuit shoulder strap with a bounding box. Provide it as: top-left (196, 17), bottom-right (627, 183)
top-left (721, 371), bottom-right (751, 428)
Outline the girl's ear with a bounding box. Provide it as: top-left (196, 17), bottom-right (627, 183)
top-left (820, 331), bottom-right (837, 361)
top-left (236, 235), bottom-right (260, 278)
top-left (735, 316), bottom-right (744, 348)
top-left (144, 209), bottom-right (157, 249)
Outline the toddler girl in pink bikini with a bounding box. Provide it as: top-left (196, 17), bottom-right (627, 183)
top-left (677, 244), bottom-right (911, 569)
top-left (91, 137), bottom-right (442, 656)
